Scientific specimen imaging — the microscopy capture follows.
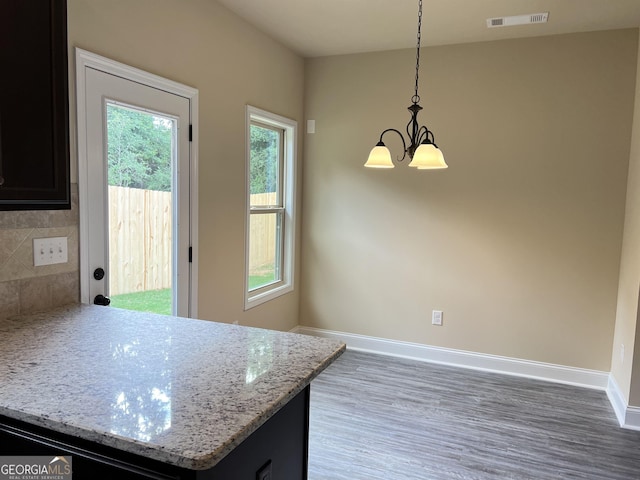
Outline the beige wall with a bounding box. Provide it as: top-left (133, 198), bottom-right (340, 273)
top-left (301, 30), bottom-right (637, 371)
top-left (0, 0), bottom-right (305, 331)
top-left (67, 0), bottom-right (304, 330)
top-left (613, 31), bottom-right (640, 405)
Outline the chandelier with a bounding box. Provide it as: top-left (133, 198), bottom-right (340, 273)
top-left (365, 0), bottom-right (447, 170)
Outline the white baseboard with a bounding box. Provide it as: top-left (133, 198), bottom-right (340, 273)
top-left (607, 375), bottom-right (628, 426)
top-left (607, 376), bottom-right (640, 431)
top-left (293, 326), bottom-right (609, 390)
top-left (625, 406), bottom-right (640, 430)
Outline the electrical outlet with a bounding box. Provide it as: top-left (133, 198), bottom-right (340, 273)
top-left (33, 237), bottom-right (68, 266)
top-left (432, 310), bottom-right (443, 326)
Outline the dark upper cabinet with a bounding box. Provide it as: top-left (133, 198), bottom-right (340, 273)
top-left (0, 0), bottom-right (70, 210)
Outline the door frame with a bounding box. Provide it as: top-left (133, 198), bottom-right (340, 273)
top-left (75, 48), bottom-right (199, 317)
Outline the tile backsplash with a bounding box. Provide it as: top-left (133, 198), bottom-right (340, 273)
top-left (0, 184), bottom-right (79, 319)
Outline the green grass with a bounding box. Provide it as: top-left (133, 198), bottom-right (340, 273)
top-left (110, 288), bottom-right (172, 315)
top-left (248, 273), bottom-right (276, 290)
top-left (111, 275), bottom-right (277, 314)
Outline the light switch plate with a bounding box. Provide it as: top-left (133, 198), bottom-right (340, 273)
top-left (33, 237), bottom-right (68, 266)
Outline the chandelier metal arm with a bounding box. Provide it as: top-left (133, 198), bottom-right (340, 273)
top-left (417, 126), bottom-right (429, 144)
top-left (404, 103), bottom-right (438, 159)
top-left (417, 125), bottom-right (437, 147)
top-left (378, 128), bottom-right (408, 162)
top-left (406, 111), bottom-right (419, 150)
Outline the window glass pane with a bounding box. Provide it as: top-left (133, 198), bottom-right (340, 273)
top-left (248, 212), bottom-right (282, 290)
top-left (250, 124), bottom-right (280, 206)
top-left (106, 103), bottom-right (174, 316)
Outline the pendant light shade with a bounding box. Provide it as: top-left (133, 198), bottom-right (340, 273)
top-left (408, 142), bottom-right (448, 169)
top-left (365, 142), bottom-right (394, 169)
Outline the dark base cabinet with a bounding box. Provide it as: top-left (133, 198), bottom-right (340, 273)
top-left (0, 387), bottom-right (309, 479)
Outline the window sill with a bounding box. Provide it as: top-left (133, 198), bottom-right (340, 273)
top-left (244, 282), bottom-right (294, 310)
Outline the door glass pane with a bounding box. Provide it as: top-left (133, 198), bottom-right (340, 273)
top-left (106, 103), bottom-right (175, 315)
top-left (248, 212), bottom-right (282, 290)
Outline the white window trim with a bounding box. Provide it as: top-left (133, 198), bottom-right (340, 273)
top-left (244, 105), bottom-right (297, 310)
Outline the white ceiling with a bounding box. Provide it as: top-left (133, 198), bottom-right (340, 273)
top-left (216, 0), bottom-right (640, 58)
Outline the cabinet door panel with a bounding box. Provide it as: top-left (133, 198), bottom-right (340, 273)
top-left (0, 0), bottom-right (70, 210)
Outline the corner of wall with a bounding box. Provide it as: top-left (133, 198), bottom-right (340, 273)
top-left (611, 28), bottom-right (640, 407)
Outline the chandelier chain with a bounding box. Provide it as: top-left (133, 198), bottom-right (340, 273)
top-left (413, 0), bottom-right (423, 104)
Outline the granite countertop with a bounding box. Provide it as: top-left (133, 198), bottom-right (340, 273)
top-left (0, 304), bottom-right (345, 470)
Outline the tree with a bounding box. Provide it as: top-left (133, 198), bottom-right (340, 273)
top-left (107, 105), bottom-right (173, 191)
top-left (250, 125), bottom-right (279, 195)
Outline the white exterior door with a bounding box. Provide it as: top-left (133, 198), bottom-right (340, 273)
top-left (76, 50), bottom-right (198, 317)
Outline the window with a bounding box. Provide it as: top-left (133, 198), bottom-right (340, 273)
top-left (245, 106), bottom-right (296, 309)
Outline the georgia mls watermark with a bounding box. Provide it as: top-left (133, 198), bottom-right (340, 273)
top-left (0, 456), bottom-right (72, 480)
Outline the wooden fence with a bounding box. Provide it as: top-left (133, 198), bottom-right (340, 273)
top-left (249, 193), bottom-right (278, 275)
top-left (108, 186), bottom-right (172, 295)
top-left (108, 187), bottom-right (277, 295)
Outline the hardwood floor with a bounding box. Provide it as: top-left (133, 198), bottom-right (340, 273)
top-left (308, 350), bottom-right (640, 480)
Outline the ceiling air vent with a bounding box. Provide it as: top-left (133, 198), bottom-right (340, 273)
top-left (486, 12), bottom-right (549, 28)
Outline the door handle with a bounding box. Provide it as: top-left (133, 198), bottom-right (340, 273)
top-left (94, 294), bottom-right (111, 306)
